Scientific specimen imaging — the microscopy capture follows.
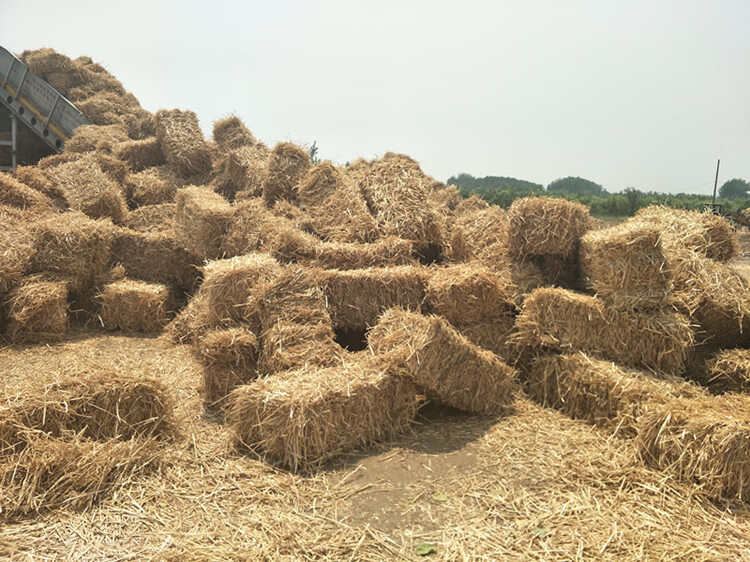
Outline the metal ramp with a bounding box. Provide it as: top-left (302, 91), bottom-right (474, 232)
top-left (0, 46), bottom-right (91, 170)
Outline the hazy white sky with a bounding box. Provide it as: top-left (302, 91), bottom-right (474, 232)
top-left (2, 0), bottom-right (748, 193)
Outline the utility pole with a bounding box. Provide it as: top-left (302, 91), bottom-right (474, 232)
top-left (711, 158), bottom-right (721, 207)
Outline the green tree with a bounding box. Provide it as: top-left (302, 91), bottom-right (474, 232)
top-left (547, 176), bottom-right (605, 196)
top-left (719, 178), bottom-right (749, 199)
top-left (623, 187), bottom-right (642, 216)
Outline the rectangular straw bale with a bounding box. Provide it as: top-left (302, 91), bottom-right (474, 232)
top-left (226, 360), bottom-right (419, 471)
top-left (670, 251), bottom-right (750, 350)
top-left (201, 253), bottom-right (283, 328)
top-left (12, 165), bottom-right (67, 207)
top-left (454, 315), bottom-right (517, 359)
top-left (113, 137), bottom-right (165, 172)
top-left (125, 167), bottom-right (177, 206)
top-left (453, 203), bottom-right (509, 270)
top-left (65, 124), bottom-right (130, 154)
top-left (368, 309), bottom-right (519, 414)
top-left (580, 223), bottom-right (671, 309)
top-left (316, 266), bottom-right (429, 330)
top-left (0, 436), bottom-right (161, 520)
top-left (262, 142), bottom-right (311, 205)
top-left (298, 162), bottom-right (379, 243)
top-left (99, 279), bottom-right (171, 332)
top-left (705, 349), bottom-right (750, 393)
top-left (112, 227), bottom-right (200, 291)
top-left (0, 370), bottom-right (175, 455)
top-left (5, 278), bottom-right (68, 343)
top-left (633, 205), bottom-right (739, 262)
top-left (212, 115), bottom-right (259, 151)
top-left (165, 292), bottom-right (211, 345)
top-left (0, 211), bottom-right (35, 294)
top-left (28, 212), bottom-right (116, 291)
top-left (425, 263), bottom-right (516, 326)
top-left (175, 186), bottom-right (234, 259)
top-left (154, 109), bottom-right (212, 178)
top-left (0, 173), bottom-right (55, 211)
top-left (513, 287), bottom-right (693, 376)
top-left (122, 203), bottom-right (176, 233)
top-left (636, 394), bottom-right (750, 502)
top-left (508, 197), bottom-right (593, 258)
top-left (509, 258), bottom-right (546, 306)
top-left (198, 327), bottom-right (260, 409)
top-left (227, 145), bottom-right (269, 198)
top-left (220, 198), bottom-right (278, 257)
top-left (528, 353), bottom-right (702, 437)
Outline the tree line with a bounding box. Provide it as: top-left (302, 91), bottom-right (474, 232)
top-left (447, 174), bottom-right (750, 218)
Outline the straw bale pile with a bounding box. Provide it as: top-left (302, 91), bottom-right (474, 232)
top-left (174, 186), bottom-right (234, 259)
top-left (368, 309), bottom-right (519, 414)
top-left (125, 167), bottom-right (178, 207)
top-left (154, 109), bottom-right (212, 178)
top-left (227, 145), bottom-right (270, 198)
top-left (99, 279), bottom-right (171, 332)
top-left (514, 288), bottom-right (693, 376)
top-left (212, 115), bottom-right (259, 152)
top-left (113, 137), bottom-right (165, 172)
top-left (38, 151), bottom-right (129, 185)
top-left (315, 266), bottom-right (428, 330)
top-left (122, 203), bottom-right (175, 233)
top-left (528, 353), bottom-right (701, 436)
top-left (637, 394), bottom-right (750, 502)
top-left (226, 360), bottom-right (419, 471)
top-left (580, 222), bottom-right (671, 310)
top-left (65, 124), bottom-right (130, 154)
top-left (0, 173), bottom-right (55, 212)
top-left (508, 197), bottom-right (593, 258)
top-left (634, 206), bottom-right (739, 262)
top-left (297, 162), bottom-right (379, 243)
top-left (0, 436), bottom-right (161, 520)
top-left (198, 327), bottom-right (260, 409)
top-left (262, 142), bottom-right (311, 205)
top-left (4, 278), bottom-right (68, 343)
top-left (111, 228), bottom-right (200, 291)
top-left (28, 212), bottom-right (116, 291)
top-left (704, 349), bottom-right (750, 393)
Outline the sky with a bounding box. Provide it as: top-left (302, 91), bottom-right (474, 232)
top-left (1, 0), bottom-right (748, 194)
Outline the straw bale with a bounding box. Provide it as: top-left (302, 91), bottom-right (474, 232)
top-left (220, 198), bottom-right (279, 256)
top-left (670, 252), bottom-right (750, 350)
top-left (348, 153), bottom-right (444, 255)
top-left (513, 287), bottom-right (693, 376)
top-left (174, 186), bottom-right (234, 259)
top-left (455, 315), bottom-right (517, 358)
top-left (165, 292), bottom-right (211, 345)
top-left (634, 206), bottom-right (739, 262)
top-left (271, 200), bottom-right (316, 233)
top-left (154, 109), bottom-right (212, 178)
top-left (65, 124), bottom-right (130, 154)
top-left (0, 172), bottom-right (55, 212)
top-left (122, 203), bottom-right (175, 233)
top-left (705, 349), bottom-right (750, 393)
top-left (0, 370), bottom-right (175, 455)
top-left (0, 436), bottom-right (161, 520)
top-left (114, 137), bottom-right (165, 172)
top-left (29, 212), bottom-right (115, 291)
top-left (126, 167), bottom-right (178, 207)
top-left (248, 267), bottom-right (342, 374)
top-left (453, 204), bottom-right (509, 270)
top-left (368, 309), bottom-right (519, 414)
top-left (316, 266), bottom-right (429, 330)
top-left (528, 353), bottom-right (701, 437)
top-left (212, 115), bottom-right (258, 152)
top-left (298, 162), bottom-right (379, 243)
top-left (508, 197), bottom-right (593, 257)
top-left (425, 263), bottom-right (516, 326)
top-left (12, 165), bottom-right (67, 207)
top-left (227, 145), bottom-right (270, 197)
top-left (312, 237), bottom-right (416, 270)
top-left (99, 279), bottom-right (171, 332)
top-left (20, 48), bottom-right (71, 75)
top-left (111, 227), bottom-right (200, 291)
top-left (0, 212), bottom-right (34, 294)
top-left (198, 328), bottom-right (260, 409)
top-left (201, 253), bottom-right (283, 328)
top-left (4, 278), bottom-right (68, 343)
top-left (428, 184), bottom-right (463, 213)
top-left (40, 151), bottom-right (129, 185)
top-left (47, 157), bottom-right (127, 223)
top-left (226, 359), bottom-right (419, 471)
top-left (262, 142), bottom-right (311, 205)
top-left (455, 195), bottom-right (490, 214)
top-left (580, 223), bottom-right (671, 309)
top-left (508, 258), bottom-right (546, 305)
top-left (636, 394), bottom-right (750, 502)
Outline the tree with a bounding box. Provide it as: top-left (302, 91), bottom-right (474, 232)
top-left (623, 187), bottom-right (642, 216)
top-left (719, 178), bottom-right (749, 199)
top-left (547, 176), bottom-right (605, 196)
top-left (309, 141), bottom-right (319, 164)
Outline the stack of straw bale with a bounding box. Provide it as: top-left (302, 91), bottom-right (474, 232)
top-left (527, 353), bottom-right (701, 436)
top-left (315, 266), bottom-right (428, 330)
top-left (368, 308), bottom-right (519, 414)
top-left (113, 137), bottom-right (165, 172)
top-left (154, 109), bottom-right (212, 178)
top-left (124, 167), bottom-right (178, 207)
top-left (4, 278), bottom-right (68, 343)
top-left (197, 327), bottom-right (260, 409)
top-left (99, 279), bottom-right (171, 332)
top-left (175, 186), bottom-right (234, 259)
top-left (262, 142), bottom-right (311, 205)
top-left (514, 287), bottom-right (693, 376)
top-left (297, 162), bottom-right (379, 243)
top-left (226, 359), bottom-right (419, 471)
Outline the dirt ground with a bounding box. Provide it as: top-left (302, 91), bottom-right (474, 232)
top-left (1, 330), bottom-right (750, 560)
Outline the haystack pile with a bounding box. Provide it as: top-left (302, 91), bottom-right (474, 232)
top-left (4, 46), bottom-right (750, 506)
